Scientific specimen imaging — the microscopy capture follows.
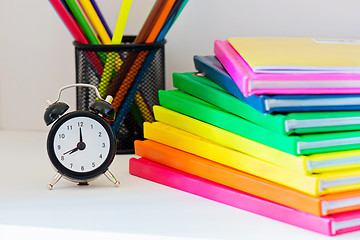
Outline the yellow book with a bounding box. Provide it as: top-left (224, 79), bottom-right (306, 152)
top-left (228, 37), bottom-right (360, 73)
top-left (143, 121), bottom-right (360, 196)
top-left (153, 106), bottom-right (360, 175)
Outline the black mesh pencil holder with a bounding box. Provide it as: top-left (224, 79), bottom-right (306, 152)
top-left (74, 36), bottom-right (166, 154)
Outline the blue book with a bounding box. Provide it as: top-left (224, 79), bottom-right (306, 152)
top-left (194, 55), bottom-right (360, 113)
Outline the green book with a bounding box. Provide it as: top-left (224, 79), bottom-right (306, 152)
top-left (173, 72), bottom-right (360, 135)
top-left (158, 89), bottom-right (360, 156)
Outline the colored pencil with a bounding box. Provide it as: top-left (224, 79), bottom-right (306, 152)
top-left (49, 0), bottom-right (188, 136)
top-left (110, 0), bottom-right (188, 134)
top-left (89, 0), bottom-right (113, 38)
top-left (156, 0), bottom-right (188, 41)
top-left (79, 0), bottom-right (111, 44)
top-left (49, 0), bottom-right (105, 76)
top-left (65, 0), bottom-right (100, 44)
top-left (112, 0), bottom-right (133, 44)
top-left (97, 0), bottom-right (133, 97)
top-left (49, 0), bottom-right (89, 44)
top-left (110, 0), bottom-right (176, 111)
top-left (105, 0), bottom-right (169, 97)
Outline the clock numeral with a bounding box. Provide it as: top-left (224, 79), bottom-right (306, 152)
top-left (61, 156), bottom-right (64, 161)
top-left (99, 154), bottom-right (103, 159)
top-left (92, 162), bottom-right (95, 168)
top-left (78, 122), bottom-right (84, 127)
top-left (59, 133), bottom-right (65, 139)
top-left (91, 124), bottom-right (94, 129)
top-left (81, 166), bottom-right (85, 171)
top-left (98, 132), bottom-right (102, 137)
top-left (70, 163), bottom-right (73, 168)
top-left (67, 125), bottom-right (73, 130)
top-left (57, 145), bottom-right (61, 150)
top-left (102, 143), bottom-right (105, 148)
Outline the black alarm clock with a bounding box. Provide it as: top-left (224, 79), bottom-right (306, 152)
top-left (44, 84), bottom-right (120, 189)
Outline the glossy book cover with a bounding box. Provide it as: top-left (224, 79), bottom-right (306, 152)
top-left (158, 89), bottom-right (360, 156)
top-left (214, 40), bottom-right (360, 96)
top-left (130, 157), bottom-right (360, 236)
top-left (173, 72), bottom-right (360, 135)
top-left (134, 139), bottom-right (360, 217)
top-left (194, 55), bottom-right (360, 113)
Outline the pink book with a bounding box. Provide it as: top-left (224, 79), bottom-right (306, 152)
top-left (214, 40), bottom-right (360, 97)
top-left (129, 157), bottom-right (360, 236)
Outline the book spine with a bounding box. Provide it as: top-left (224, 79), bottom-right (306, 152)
top-left (193, 56), bottom-right (245, 100)
top-left (193, 56), bottom-right (268, 113)
top-left (259, 95), bottom-right (270, 113)
top-left (214, 40), bottom-right (251, 97)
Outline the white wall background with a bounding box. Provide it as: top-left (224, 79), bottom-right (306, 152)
top-left (1, 0), bottom-right (360, 131)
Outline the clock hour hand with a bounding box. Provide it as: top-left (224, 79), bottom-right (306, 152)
top-left (63, 146), bottom-right (79, 155)
top-left (62, 141), bottom-right (86, 155)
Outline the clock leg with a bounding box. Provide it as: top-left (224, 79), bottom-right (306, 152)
top-left (48, 172), bottom-right (63, 190)
top-left (104, 169), bottom-right (120, 186)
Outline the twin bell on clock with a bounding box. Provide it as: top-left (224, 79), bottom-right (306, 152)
top-left (44, 83), bottom-right (120, 190)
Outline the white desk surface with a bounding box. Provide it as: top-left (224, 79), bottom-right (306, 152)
top-left (1, 130), bottom-right (360, 240)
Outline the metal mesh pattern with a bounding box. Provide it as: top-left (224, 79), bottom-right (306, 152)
top-left (74, 36), bottom-right (165, 154)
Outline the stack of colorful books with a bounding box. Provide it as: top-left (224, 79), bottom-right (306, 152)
top-left (129, 37), bottom-right (360, 236)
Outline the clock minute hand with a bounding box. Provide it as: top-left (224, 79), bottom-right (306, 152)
top-left (79, 128), bottom-right (83, 143)
top-left (63, 140), bottom-right (86, 156)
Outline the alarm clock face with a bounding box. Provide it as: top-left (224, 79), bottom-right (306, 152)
top-left (47, 111), bottom-right (116, 181)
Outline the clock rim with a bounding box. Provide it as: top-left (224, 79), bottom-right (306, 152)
top-left (47, 111), bottom-right (116, 181)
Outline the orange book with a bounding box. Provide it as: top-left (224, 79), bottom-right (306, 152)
top-left (134, 139), bottom-right (360, 217)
